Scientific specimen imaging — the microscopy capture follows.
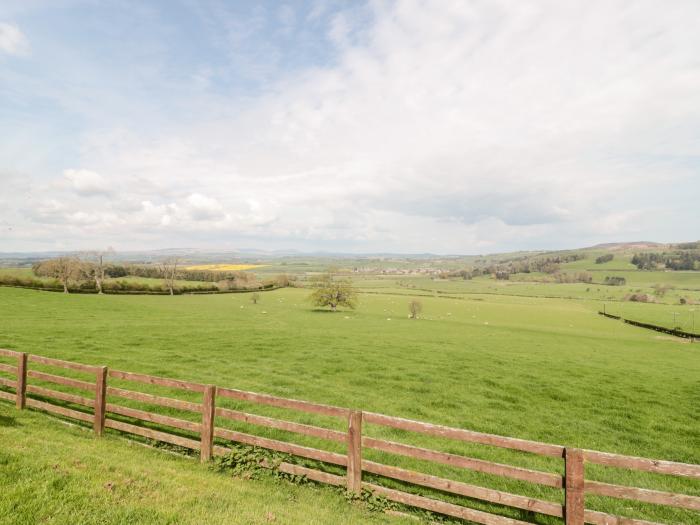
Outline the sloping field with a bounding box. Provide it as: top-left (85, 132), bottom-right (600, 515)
top-left (184, 264), bottom-right (264, 271)
top-left (0, 404), bottom-right (410, 525)
top-left (0, 286), bottom-right (698, 524)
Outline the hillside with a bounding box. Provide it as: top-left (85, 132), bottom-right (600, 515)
top-left (0, 404), bottom-right (411, 525)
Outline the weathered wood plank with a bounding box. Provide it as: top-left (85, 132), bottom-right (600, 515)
top-left (0, 349), bottom-right (20, 358)
top-left (0, 363), bottom-right (17, 375)
top-left (108, 369), bottom-right (206, 393)
top-left (27, 384), bottom-right (94, 407)
top-left (363, 412), bottom-right (565, 457)
top-left (362, 460), bottom-right (564, 517)
top-left (214, 427), bottom-right (347, 466)
top-left (26, 398), bottom-right (94, 423)
top-left (0, 376), bottom-right (17, 389)
top-left (104, 418), bottom-right (201, 450)
top-left (583, 450), bottom-right (700, 479)
top-left (565, 448), bottom-right (585, 525)
top-left (0, 390), bottom-right (15, 402)
top-left (16, 353), bottom-right (27, 409)
top-left (347, 410), bottom-right (362, 493)
top-left (363, 482), bottom-right (533, 525)
top-left (28, 354), bottom-right (99, 373)
top-left (215, 407), bottom-right (346, 442)
top-left (106, 403), bottom-right (201, 433)
top-left (585, 481), bottom-right (700, 511)
top-left (277, 462), bottom-right (346, 486)
top-left (363, 436), bottom-right (563, 488)
top-left (106, 386), bottom-right (202, 413)
top-left (583, 509), bottom-right (665, 525)
top-left (27, 370), bottom-right (95, 391)
top-left (200, 385), bottom-right (215, 462)
top-left (217, 386), bottom-right (349, 418)
top-left (94, 366), bottom-right (107, 436)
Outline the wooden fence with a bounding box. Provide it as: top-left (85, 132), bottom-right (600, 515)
top-left (1, 348), bottom-right (698, 525)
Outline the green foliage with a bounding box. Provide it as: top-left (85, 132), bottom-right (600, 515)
top-left (595, 254), bottom-right (614, 264)
top-left (344, 488), bottom-right (396, 513)
top-left (309, 273), bottom-right (357, 311)
top-left (212, 444), bottom-right (284, 479)
top-left (604, 276), bottom-right (627, 286)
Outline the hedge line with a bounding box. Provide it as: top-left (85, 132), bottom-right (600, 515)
top-left (598, 311), bottom-right (698, 340)
top-left (0, 276), bottom-right (280, 295)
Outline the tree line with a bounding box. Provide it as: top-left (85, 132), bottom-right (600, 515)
top-left (2, 253), bottom-right (293, 295)
top-left (631, 250), bottom-right (700, 271)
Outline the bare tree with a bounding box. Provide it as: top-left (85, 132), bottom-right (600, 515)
top-left (251, 292), bottom-right (260, 304)
top-left (39, 257), bottom-right (82, 293)
top-left (80, 248), bottom-right (114, 294)
top-left (408, 299), bottom-right (423, 319)
top-left (275, 274), bottom-right (290, 287)
top-left (159, 257), bottom-right (181, 296)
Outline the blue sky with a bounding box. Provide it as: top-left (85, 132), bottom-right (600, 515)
top-left (1, 1), bottom-right (699, 254)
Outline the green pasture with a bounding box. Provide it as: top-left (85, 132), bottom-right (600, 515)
top-left (0, 284), bottom-right (698, 524)
top-left (0, 404), bottom-right (410, 525)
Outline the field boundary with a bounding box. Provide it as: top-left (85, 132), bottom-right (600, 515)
top-left (0, 282), bottom-right (283, 296)
top-left (597, 312), bottom-right (699, 340)
top-left (1, 348), bottom-right (699, 525)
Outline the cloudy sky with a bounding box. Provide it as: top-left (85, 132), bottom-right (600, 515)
top-left (1, 1), bottom-right (698, 254)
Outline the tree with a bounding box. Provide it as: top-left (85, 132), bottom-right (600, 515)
top-left (80, 248), bottom-right (114, 294)
top-left (309, 273), bottom-right (357, 312)
top-left (251, 292), bottom-right (260, 304)
top-left (408, 299), bottom-right (422, 319)
top-left (159, 257), bottom-right (181, 296)
top-left (40, 257), bottom-right (82, 293)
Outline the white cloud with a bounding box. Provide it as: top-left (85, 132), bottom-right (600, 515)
top-left (0, 22), bottom-right (29, 56)
top-left (63, 169), bottom-right (112, 196)
top-left (4, 2), bottom-right (700, 252)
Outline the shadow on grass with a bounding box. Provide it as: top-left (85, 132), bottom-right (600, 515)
top-left (0, 413), bottom-right (18, 427)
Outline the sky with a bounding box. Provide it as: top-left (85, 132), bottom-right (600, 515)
top-left (1, 1), bottom-right (699, 254)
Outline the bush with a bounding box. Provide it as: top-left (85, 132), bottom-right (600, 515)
top-left (625, 293), bottom-right (652, 303)
top-left (595, 254), bottom-right (614, 264)
top-left (604, 276), bottom-right (626, 286)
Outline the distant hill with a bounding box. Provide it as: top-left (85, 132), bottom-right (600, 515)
top-left (589, 241), bottom-right (667, 251)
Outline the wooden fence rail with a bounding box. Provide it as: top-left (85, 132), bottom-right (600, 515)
top-left (0, 348), bottom-right (698, 525)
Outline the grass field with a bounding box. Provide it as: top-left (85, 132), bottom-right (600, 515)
top-left (0, 404), bottom-right (411, 525)
top-left (184, 264), bottom-right (265, 271)
top-left (1, 281), bottom-right (698, 524)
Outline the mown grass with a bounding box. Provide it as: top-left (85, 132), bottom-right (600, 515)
top-left (0, 283), bottom-right (698, 524)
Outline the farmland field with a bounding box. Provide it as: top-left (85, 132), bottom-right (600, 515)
top-left (184, 263), bottom-right (265, 271)
top-left (1, 274), bottom-right (699, 524)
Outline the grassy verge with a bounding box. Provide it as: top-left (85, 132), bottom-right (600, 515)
top-left (0, 404), bottom-right (412, 525)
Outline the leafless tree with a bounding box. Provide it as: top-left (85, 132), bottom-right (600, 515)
top-left (80, 248), bottom-right (114, 294)
top-left (159, 257), bottom-right (181, 296)
top-left (408, 299), bottom-right (423, 319)
top-left (40, 257), bottom-right (82, 293)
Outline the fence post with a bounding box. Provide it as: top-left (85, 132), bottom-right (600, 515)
top-left (200, 385), bottom-right (216, 462)
top-left (16, 352), bottom-right (27, 410)
top-left (346, 410), bottom-right (363, 493)
top-left (94, 366), bottom-right (108, 436)
top-left (565, 447), bottom-right (585, 525)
